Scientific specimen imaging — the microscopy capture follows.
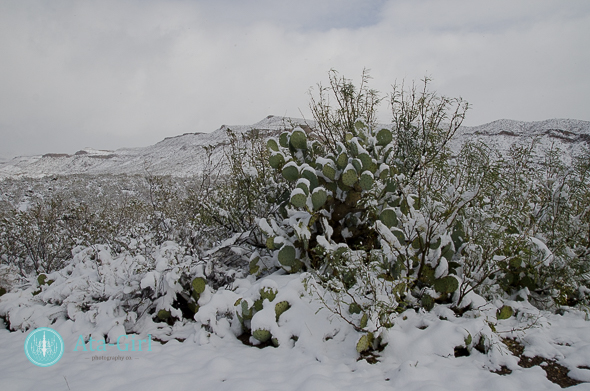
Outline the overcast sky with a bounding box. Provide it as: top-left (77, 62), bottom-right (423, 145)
top-left (1, 0), bottom-right (589, 159)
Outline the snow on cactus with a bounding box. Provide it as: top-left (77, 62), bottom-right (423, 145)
top-left (258, 96), bottom-right (491, 329)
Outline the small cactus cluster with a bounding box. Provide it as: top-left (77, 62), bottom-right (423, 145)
top-left (235, 285), bottom-right (291, 346)
top-left (156, 276), bottom-right (206, 323)
top-left (33, 273), bottom-right (55, 296)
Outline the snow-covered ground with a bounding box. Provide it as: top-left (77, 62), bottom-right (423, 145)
top-left (1, 116), bottom-right (589, 390)
top-left (2, 272), bottom-right (589, 390)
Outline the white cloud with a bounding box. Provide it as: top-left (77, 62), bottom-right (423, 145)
top-left (0, 0), bottom-right (589, 158)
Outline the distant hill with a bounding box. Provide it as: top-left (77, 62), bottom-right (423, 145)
top-left (1, 116), bottom-right (588, 179)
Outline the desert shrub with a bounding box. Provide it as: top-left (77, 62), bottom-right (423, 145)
top-left (0, 242), bottom-right (207, 337)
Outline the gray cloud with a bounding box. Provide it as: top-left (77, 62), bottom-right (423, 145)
top-left (1, 0), bottom-right (589, 159)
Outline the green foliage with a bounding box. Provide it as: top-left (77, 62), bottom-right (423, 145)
top-left (234, 286), bottom-right (291, 346)
top-left (496, 305), bottom-right (514, 320)
top-left (157, 309), bottom-right (171, 320)
top-left (433, 276), bottom-right (459, 294)
top-left (37, 273), bottom-right (54, 286)
top-left (191, 277), bottom-right (207, 294)
top-left (256, 71), bottom-right (589, 343)
top-left (252, 329), bottom-right (272, 343)
top-left (356, 332), bottom-right (374, 353)
top-left (260, 286), bottom-right (278, 303)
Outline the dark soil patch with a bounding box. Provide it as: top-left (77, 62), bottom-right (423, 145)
top-left (454, 346), bottom-right (470, 358)
top-left (358, 350), bottom-right (380, 364)
top-left (493, 366), bottom-right (513, 376)
top-left (357, 341), bottom-right (387, 364)
top-left (498, 338), bottom-right (585, 388)
top-left (151, 337), bottom-right (186, 344)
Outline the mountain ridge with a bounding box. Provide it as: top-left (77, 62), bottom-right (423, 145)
top-left (1, 116), bottom-right (588, 180)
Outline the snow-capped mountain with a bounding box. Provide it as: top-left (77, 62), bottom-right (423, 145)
top-left (1, 116), bottom-right (588, 179)
top-left (0, 116), bottom-right (311, 179)
top-left (444, 118), bottom-right (590, 162)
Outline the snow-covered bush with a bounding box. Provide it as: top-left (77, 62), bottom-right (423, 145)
top-left (0, 242), bottom-right (206, 340)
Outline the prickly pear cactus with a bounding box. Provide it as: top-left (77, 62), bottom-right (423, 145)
top-left (252, 329), bottom-right (272, 343)
top-left (157, 309), bottom-right (171, 320)
top-left (260, 119), bottom-right (466, 315)
top-left (261, 121), bottom-right (407, 274)
top-left (274, 301), bottom-right (290, 321)
top-left (433, 276), bottom-right (459, 294)
top-left (260, 286), bottom-right (278, 303)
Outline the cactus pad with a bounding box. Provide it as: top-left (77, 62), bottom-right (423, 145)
top-left (376, 128), bottom-right (393, 146)
top-left (497, 305), bottom-right (514, 320)
top-left (421, 294), bottom-right (435, 311)
top-left (290, 188), bottom-right (307, 208)
top-left (267, 138), bottom-right (279, 151)
top-left (379, 208), bottom-right (398, 228)
top-left (157, 309), bottom-right (171, 320)
top-left (351, 158), bottom-right (362, 173)
top-left (392, 229), bottom-right (405, 244)
top-left (336, 152), bottom-right (348, 169)
top-left (359, 171), bottom-right (374, 191)
top-left (269, 153), bottom-right (285, 169)
top-left (290, 128), bottom-right (308, 150)
top-left (301, 168), bottom-right (319, 189)
top-left (322, 162), bottom-right (336, 181)
top-left (296, 179), bottom-right (310, 196)
top-left (311, 187), bottom-right (328, 210)
top-left (279, 132), bottom-right (289, 148)
top-left (275, 300), bottom-right (290, 321)
top-left (278, 245), bottom-right (297, 267)
top-left (433, 276), bottom-right (459, 294)
top-left (282, 162), bottom-right (299, 182)
top-left (252, 329), bottom-right (272, 343)
top-left (192, 277), bottom-right (207, 294)
top-left (241, 300), bottom-right (253, 320)
top-left (260, 287), bottom-right (277, 302)
top-left (249, 257), bottom-right (260, 275)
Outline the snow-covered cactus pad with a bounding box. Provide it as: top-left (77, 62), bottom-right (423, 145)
top-left (252, 328), bottom-right (272, 343)
top-left (274, 300), bottom-right (290, 321)
top-left (289, 128), bottom-right (308, 150)
top-left (260, 286), bottom-right (277, 303)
